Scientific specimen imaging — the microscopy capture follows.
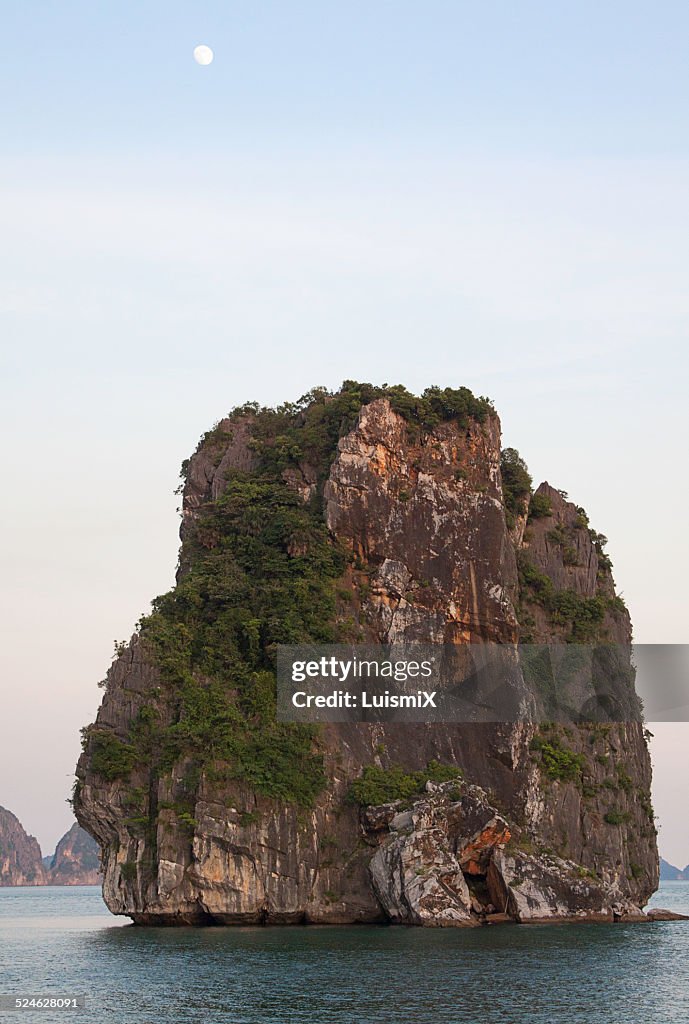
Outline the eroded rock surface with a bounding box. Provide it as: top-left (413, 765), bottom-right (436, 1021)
top-left (75, 387), bottom-right (658, 925)
top-left (48, 823), bottom-right (101, 886)
top-left (0, 807), bottom-right (46, 886)
top-left (366, 781), bottom-right (509, 926)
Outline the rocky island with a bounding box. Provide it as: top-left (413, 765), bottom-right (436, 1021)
top-left (0, 807), bottom-right (46, 886)
top-left (75, 382), bottom-right (659, 925)
top-left (47, 822), bottom-right (101, 885)
top-left (660, 858), bottom-right (689, 881)
top-left (0, 809), bottom-right (100, 886)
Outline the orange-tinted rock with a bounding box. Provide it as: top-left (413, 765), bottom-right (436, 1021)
top-left (458, 818), bottom-right (512, 875)
top-left (74, 387), bottom-right (657, 925)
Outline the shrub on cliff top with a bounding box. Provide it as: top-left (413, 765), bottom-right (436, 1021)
top-left (231, 381), bottom-right (493, 485)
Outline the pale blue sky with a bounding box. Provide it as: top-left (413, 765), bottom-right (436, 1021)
top-left (2, 1), bottom-right (689, 156)
top-left (1, 1), bottom-right (687, 860)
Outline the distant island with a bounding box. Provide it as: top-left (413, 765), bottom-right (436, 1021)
top-left (0, 806), bottom-right (100, 886)
top-left (660, 857), bottom-right (689, 881)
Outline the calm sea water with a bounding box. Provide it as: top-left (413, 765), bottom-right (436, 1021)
top-left (0, 884), bottom-right (688, 1023)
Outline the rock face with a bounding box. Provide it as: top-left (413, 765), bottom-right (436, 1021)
top-left (660, 858), bottom-right (688, 881)
top-left (323, 401), bottom-right (517, 644)
top-left (74, 384), bottom-right (658, 925)
top-left (0, 812), bottom-right (101, 887)
top-left (0, 807), bottom-right (46, 886)
top-left (48, 824), bottom-right (101, 885)
top-left (366, 782), bottom-right (512, 926)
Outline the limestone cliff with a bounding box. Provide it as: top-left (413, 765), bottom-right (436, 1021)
top-left (74, 383), bottom-right (657, 925)
top-left (48, 824), bottom-right (101, 885)
top-left (0, 813), bottom-right (102, 887)
top-left (0, 807), bottom-right (46, 886)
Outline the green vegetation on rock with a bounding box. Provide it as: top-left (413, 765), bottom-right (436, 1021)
top-left (348, 761), bottom-right (463, 806)
top-left (500, 448), bottom-right (532, 529)
top-left (517, 552), bottom-right (620, 642)
top-left (120, 862), bottom-right (138, 882)
top-left (93, 381), bottom-right (491, 809)
top-left (210, 381), bottom-right (493, 489)
top-left (604, 810), bottom-right (632, 826)
top-left (86, 731), bottom-right (137, 782)
top-left (528, 493), bottom-right (553, 520)
top-left (530, 732), bottom-right (586, 782)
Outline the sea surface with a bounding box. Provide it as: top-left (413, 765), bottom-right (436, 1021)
top-left (1, 884), bottom-right (688, 1023)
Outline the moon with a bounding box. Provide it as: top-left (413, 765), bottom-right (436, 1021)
top-left (193, 44), bottom-right (214, 66)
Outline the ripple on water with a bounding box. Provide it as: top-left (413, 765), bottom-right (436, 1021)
top-left (1, 884), bottom-right (689, 1023)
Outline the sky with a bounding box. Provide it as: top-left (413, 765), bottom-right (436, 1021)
top-left (0, 1), bottom-right (688, 862)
